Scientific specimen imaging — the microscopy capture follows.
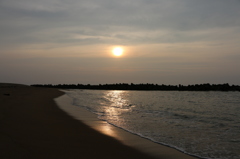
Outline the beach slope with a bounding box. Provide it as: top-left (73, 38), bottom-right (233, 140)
top-left (0, 84), bottom-right (157, 159)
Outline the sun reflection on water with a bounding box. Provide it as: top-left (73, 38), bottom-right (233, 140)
top-left (98, 90), bottom-right (133, 130)
top-left (105, 90), bottom-right (131, 110)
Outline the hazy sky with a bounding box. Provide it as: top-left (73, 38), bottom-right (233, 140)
top-left (1, 0), bottom-right (240, 85)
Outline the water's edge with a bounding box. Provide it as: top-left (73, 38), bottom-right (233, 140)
top-left (54, 93), bottom-right (201, 159)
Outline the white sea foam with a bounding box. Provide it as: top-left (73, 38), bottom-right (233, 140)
top-left (63, 89), bottom-right (240, 159)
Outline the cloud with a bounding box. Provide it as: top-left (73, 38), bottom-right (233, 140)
top-left (1, 0), bottom-right (240, 49)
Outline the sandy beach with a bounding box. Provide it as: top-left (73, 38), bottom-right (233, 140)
top-left (0, 83), bottom-right (198, 159)
top-left (0, 83), bottom-right (158, 159)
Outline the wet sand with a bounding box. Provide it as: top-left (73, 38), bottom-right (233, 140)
top-left (0, 83), bottom-right (198, 159)
top-left (55, 93), bottom-right (199, 159)
top-left (0, 84), bottom-right (157, 159)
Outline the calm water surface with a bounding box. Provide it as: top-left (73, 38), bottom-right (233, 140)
top-left (65, 90), bottom-right (240, 159)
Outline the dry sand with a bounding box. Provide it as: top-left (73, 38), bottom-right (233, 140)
top-left (0, 84), bottom-right (157, 159)
top-left (0, 83), bottom-right (199, 159)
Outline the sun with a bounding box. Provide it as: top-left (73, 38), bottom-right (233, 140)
top-left (112, 47), bottom-right (123, 56)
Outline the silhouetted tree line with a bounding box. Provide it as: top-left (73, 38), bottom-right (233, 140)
top-left (31, 83), bottom-right (240, 91)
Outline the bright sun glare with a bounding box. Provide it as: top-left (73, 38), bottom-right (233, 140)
top-left (112, 47), bottom-right (123, 56)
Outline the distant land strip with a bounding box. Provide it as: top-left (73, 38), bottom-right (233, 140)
top-left (31, 83), bottom-right (240, 91)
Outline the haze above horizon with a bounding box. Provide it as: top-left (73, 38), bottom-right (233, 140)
top-left (1, 0), bottom-right (240, 85)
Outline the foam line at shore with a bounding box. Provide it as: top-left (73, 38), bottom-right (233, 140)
top-left (1, 85), bottom-right (156, 159)
top-left (55, 93), bottom-right (199, 159)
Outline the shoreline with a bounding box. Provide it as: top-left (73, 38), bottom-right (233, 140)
top-left (55, 90), bottom-right (199, 159)
top-left (1, 83), bottom-right (199, 159)
top-left (0, 84), bottom-right (157, 159)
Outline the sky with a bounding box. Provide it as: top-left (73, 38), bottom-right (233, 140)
top-left (1, 0), bottom-right (240, 85)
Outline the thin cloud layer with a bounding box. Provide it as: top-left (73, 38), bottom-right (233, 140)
top-left (1, 0), bottom-right (240, 84)
top-left (1, 0), bottom-right (240, 47)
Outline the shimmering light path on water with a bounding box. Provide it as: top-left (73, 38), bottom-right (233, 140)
top-left (66, 90), bottom-right (240, 159)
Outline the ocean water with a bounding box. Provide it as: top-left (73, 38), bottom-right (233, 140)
top-left (64, 89), bottom-right (240, 159)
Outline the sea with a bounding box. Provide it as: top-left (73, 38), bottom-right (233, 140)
top-left (63, 89), bottom-right (240, 159)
